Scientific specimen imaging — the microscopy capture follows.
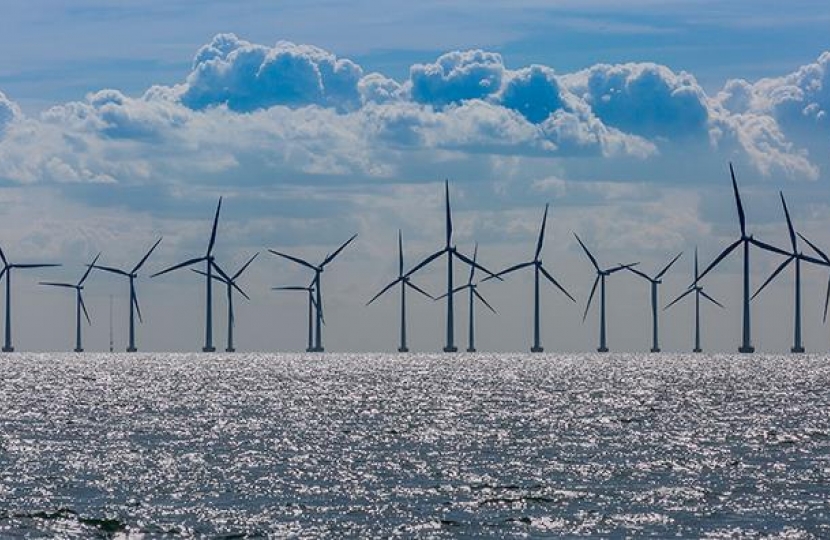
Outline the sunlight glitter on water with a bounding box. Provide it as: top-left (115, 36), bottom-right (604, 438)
top-left (1, 353), bottom-right (829, 537)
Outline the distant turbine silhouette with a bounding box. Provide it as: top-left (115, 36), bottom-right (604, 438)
top-left (665, 247), bottom-right (724, 353)
top-left (367, 230), bottom-right (434, 352)
top-left (751, 192), bottom-right (828, 353)
top-left (270, 234), bottom-right (357, 352)
top-left (90, 238), bottom-right (162, 352)
top-left (436, 243), bottom-right (496, 352)
top-left (366, 229), bottom-right (435, 352)
top-left (152, 198), bottom-right (228, 352)
top-left (273, 282), bottom-right (319, 352)
top-left (626, 252), bottom-right (682, 352)
top-left (405, 180), bottom-right (498, 352)
top-left (574, 234), bottom-right (638, 353)
top-left (0, 247), bottom-right (60, 352)
top-left (193, 253), bottom-right (258, 352)
top-left (41, 253), bottom-right (100, 352)
top-left (485, 203), bottom-right (574, 352)
top-left (696, 164), bottom-right (790, 353)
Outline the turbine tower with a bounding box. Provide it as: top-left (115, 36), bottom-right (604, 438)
top-left (273, 282), bottom-right (318, 352)
top-left (436, 243), bottom-right (496, 352)
top-left (485, 203), bottom-right (574, 352)
top-left (366, 230), bottom-right (434, 352)
top-left (695, 164), bottom-right (790, 353)
top-left (41, 253), bottom-right (100, 352)
top-left (192, 253), bottom-right (258, 352)
top-left (751, 193), bottom-right (828, 353)
top-left (152, 198), bottom-right (228, 352)
top-left (269, 234), bottom-right (357, 352)
top-left (0, 247), bottom-right (60, 352)
top-left (625, 252), bottom-right (683, 352)
top-left (90, 238), bottom-right (162, 352)
top-left (574, 234), bottom-right (638, 353)
top-left (665, 247), bottom-right (724, 353)
top-left (405, 180), bottom-right (498, 352)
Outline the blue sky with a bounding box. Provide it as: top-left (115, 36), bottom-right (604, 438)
top-left (0, 1), bottom-right (829, 352)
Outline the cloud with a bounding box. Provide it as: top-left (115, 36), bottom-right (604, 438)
top-left (181, 33), bottom-right (364, 112)
top-left (564, 62), bottom-right (710, 139)
top-left (0, 91), bottom-right (21, 136)
top-left (409, 49), bottom-right (504, 107)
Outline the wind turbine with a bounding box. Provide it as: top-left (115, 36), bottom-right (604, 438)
top-left (192, 253), bottom-right (258, 352)
top-left (0, 247), bottom-right (60, 352)
top-left (366, 230), bottom-right (434, 352)
top-left (695, 164), bottom-right (790, 353)
top-left (269, 234), bottom-right (357, 352)
top-left (798, 234), bottom-right (830, 337)
top-left (273, 282), bottom-right (318, 352)
top-left (625, 252), bottom-right (683, 352)
top-left (751, 192), bottom-right (828, 353)
top-left (40, 253), bottom-right (100, 352)
top-left (436, 243), bottom-right (496, 352)
top-left (405, 180), bottom-right (498, 352)
top-left (574, 234), bottom-right (638, 353)
top-left (89, 238), bottom-right (162, 352)
top-left (665, 247), bottom-right (724, 353)
top-left (151, 198), bottom-right (230, 352)
top-left (485, 203), bottom-right (574, 352)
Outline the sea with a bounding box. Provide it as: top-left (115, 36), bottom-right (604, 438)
top-left (1, 352), bottom-right (829, 538)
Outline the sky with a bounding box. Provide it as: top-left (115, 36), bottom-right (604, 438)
top-left (0, 0), bottom-right (829, 353)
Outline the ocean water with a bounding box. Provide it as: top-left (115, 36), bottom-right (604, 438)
top-left (1, 353), bottom-right (829, 538)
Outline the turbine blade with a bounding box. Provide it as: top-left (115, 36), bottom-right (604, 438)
top-left (398, 230), bottom-right (404, 277)
top-left (655, 252), bottom-right (683, 280)
top-left (730, 162), bottom-right (746, 237)
top-left (483, 261), bottom-right (534, 282)
top-left (268, 249), bottom-right (317, 272)
top-left (39, 281), bottom-right (76, 288)
top-left (366, 278), bottom-right (402, 306)
top-left (664, 287), bottom-right (694, 310)
top-left (751, 255), bottom-right (794, 300)
top-left (750, 238), bottom-right (790, 258)
top-left (625, 266), bottom-right (652, 281)
top-left (0, 267), bottom-right (5, 281)
top-left (535, 203), bottom-right (549, 261)
top-left (90, 264), bottom-right (129, 276)
top-left (454, 250), bottom-right (499, 280)
top-left (539, 265), bottom-right (576, 302)
top-left (573, 233), bottom-right (600, 272)
top-left (694, 246), bottom-right (699, 281)
top-left (824, 275), bottom-right (830, 323)
top-left (798, 233), bottom-right (830, 264)
top-left (132, 237), bottom-right (163, 274)
top-left (700, 289), bottom-right (725, 309)
top-left (80, 293), bottom-right (91, 325)
top-left (211, 260), bottom-right (233, 284)
top-left (797, 253), bottom-right (830, 267)
top-left (696, 239), bottom-right (742, 284)
top-left (191, 268), bottom-right (226, 284)
top-left (232, 281), bottom-right (250, 301)
top-left (232, 252), bottom-right (259, 280)
top-left (435, 284), bottom-right (471, 301)
top-left (132, 287), bottom-right (143, 324)
top-left (779, 191), bottom-right (798, 253)
top-left (406, 280), bottom-right (435, 300)
top-left (608, 262), bottom-right (639, 274)
top-left (151, 256), bottom-right (206, 278)
top-left (473, 288), bottom-right (497, 314)
top-left (467, 242), bottom-right (478, 285)
top-left (207, 197), bottom-right (222, 256)
top-left (78, 253), bottom-right (101, 286)
top-left (445, 179), bottom-right (452, 248)
top-left (322, 233), bottom-right (358, 267)
top-left (15, 263), bottom-right (62, 269)
top-left (0, 246), bottom-right (6, 266)
top-left (405, 249), bottom-right (445, 277)
top-left (272, 286), bottom-right (308, 291)
top-left (583, 276), bottom-right (600, 322)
